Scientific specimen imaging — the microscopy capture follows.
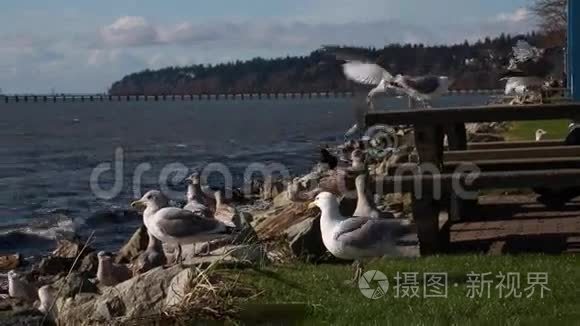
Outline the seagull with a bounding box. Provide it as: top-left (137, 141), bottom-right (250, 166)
top-left (341, 61), bottom-right (450, 108)
top-left (341, 61), bottom-right (398, 109)
top-left (184, 172), bottom-right (216, 213)
top-left (133, 232), bottom-right (166, 274)
top-left (535, 129), bottom-right (548, 141)
top-left (97, 251), bottom-right (132, 286)
top-left (213, 190), bottom-right (241, 228)
top-left (500, 40), bottom-right (564, 103)
top-left (131, 190), bottom-right (231, 262)
top-left (38, 284), bottom-right (57, 314)
top-left (183, 174), bottom-right (212, 218)
top-left (308, 192), bottom-right (414, 284)
top-left (350, 149), bottom-right (366, 171)
top-left (352, 174), bottom-right (393, 219)
top-left (7, 270), bottom-right (38, 303)
top-left (566, 122), bottom-right (580, 146)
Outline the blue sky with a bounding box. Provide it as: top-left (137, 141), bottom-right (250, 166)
top-left (0, 0), bottom-right (535, 93)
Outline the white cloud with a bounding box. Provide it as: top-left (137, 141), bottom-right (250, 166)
top-left (100, 16), bottom-right (158, 47)
top-left (495, 8), bottom-right (529, 23)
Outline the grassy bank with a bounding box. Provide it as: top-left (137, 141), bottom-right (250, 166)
top-left (504, 120), bottom-right (570, 141)
top-left (236, 255), bottom-right (580, 325)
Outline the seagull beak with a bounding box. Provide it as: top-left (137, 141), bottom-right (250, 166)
top-left (307, 202), bottom-right (317, 210)
top-left (131, 199), bottom-right (146, 210)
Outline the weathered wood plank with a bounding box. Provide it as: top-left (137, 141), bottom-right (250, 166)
top-left (376, 168), bottom-right (580, 195)
top-left (444, 146), bottom-right (580, 161)
top-left (467, 140), bottom-right (563, 150)
top-left (366, 103), bottom-right (580, 126)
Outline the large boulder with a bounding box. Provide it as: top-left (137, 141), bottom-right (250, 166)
top-left (115, 226), bottom-right (149, 264)
top-left (52, 238), bottom-right (93, 259)
top-left (78, 252), bottom-right (99, 277)
top-left (36, 256), bottom-right (74, 276)
top-left (284, 217), bottom-right (326, 261)
top-left (56, 265), bottom-right (184, 325)
top-left (53, 273), bottom-right (99, 298)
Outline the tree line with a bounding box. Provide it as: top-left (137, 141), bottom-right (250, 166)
top-left (108, 31), bottom-right (561, 96)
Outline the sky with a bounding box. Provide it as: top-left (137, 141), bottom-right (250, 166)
top-left (0, 0), bottom-right (536, 93)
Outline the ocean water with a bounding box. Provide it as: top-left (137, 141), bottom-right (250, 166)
top-left (0, 95), bottom-right (490, 255)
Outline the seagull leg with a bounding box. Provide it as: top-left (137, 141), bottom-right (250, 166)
top-left (176, 244), bottom-right (183, 265)
top-left (343, 260), bottom-right (364, 287)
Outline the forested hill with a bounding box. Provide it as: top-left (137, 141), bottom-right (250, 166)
top-left (109, 32), bottom-right (551, 95)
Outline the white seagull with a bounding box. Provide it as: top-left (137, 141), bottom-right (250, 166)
top-left (7, 270), bottom-right (38, 303)
top-left (342, 62), bottom-right (450, 109)
top-left (308, 192), bottom-right (413, 283)
top-left (131, 190), bottom-right (231, 262)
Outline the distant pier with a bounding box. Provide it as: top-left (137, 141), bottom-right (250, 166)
top-left (0, 89), bottom-right (505, 104)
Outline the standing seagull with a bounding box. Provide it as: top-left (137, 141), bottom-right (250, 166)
top-left (38, 285), bottom-right (57, 315)
top-left (133, 232), bottom-right (167, 274)
top-left (97, 251), bottom-right (132, 286)
top-left (352, 174), bottom-right (393, 219)
top-left (183, 174), bottom-right (212, 218)
top-left (308, 192), bottom-right (413, 283)
top-left (131, 190), bottom-right (231, 262)
top-left (7, 270), bottom-right (38, 303)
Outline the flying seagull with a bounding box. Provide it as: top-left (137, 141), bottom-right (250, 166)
top-left (322, 46), bottom-right (450, 108)
top-left (500, 40), bottom-right (564, 103)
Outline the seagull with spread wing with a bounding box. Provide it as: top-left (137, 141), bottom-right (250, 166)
top-left (321, 46), bottom-right (450, 109)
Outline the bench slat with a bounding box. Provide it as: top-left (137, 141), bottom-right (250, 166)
top-left (444, 146), bottom-right (580, 161)
top-left (376, 169), bottom-right (580, 195)
top-left (365, 103), bottom-right (580, 126)
top-left (467, 140), bottom-right (564, 150)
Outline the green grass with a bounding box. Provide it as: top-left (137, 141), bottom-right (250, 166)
top-left (236, 255), bottom-right (580, 325)
top-left (504, 120), bottom-right (570, 141)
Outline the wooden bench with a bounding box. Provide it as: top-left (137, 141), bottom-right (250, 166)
top-left (366, 103), bottom-right (580, 255)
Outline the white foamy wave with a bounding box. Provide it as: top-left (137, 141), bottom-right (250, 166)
top-left (0, 215), bottom-right (79, 241)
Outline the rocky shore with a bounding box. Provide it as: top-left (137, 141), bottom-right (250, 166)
top-left (0, 122), bottom-right (508, 325)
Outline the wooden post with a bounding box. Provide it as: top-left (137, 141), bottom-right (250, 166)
top-left (412, 125), bottom-right (445, 255)
top-left (570, 0), bottom-right (580, 101)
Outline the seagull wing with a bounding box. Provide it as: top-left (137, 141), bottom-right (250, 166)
top-left (400, 76), bottom-right (441, 94)
top-left (156, 207), bottom-right (226, 239)
top-left (335, 217), bottom-right (412, 250)
top-left (342, 62), bottom-right (393, 86)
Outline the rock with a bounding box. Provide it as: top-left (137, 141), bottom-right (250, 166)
top-left (78, 252), bottom-right (98, 277)
top-left (284, 217), bottom-right (326, 261)
top-left (261, 179), bottom-right (285, 201)
top-left (37, 256), bottom-right (74, 276)
top-left (52, 238), bottom-right (93, 259)
top-left (254, 202), bottom-right (319, 239)
top-left (52, 273), bottom-right (99, 298)
top-left (94, 295), bottom-right (125, 320)
top-left (0, 254), bottom-right (21, 272)
top-left (56, 266), bottom-right (183, 325)
top-left (164, 268), bottom-right (196, 308)
top-left (115, 226), bottom-right (149, 264)
top-left (94, 265), bottom-right (183, 320)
